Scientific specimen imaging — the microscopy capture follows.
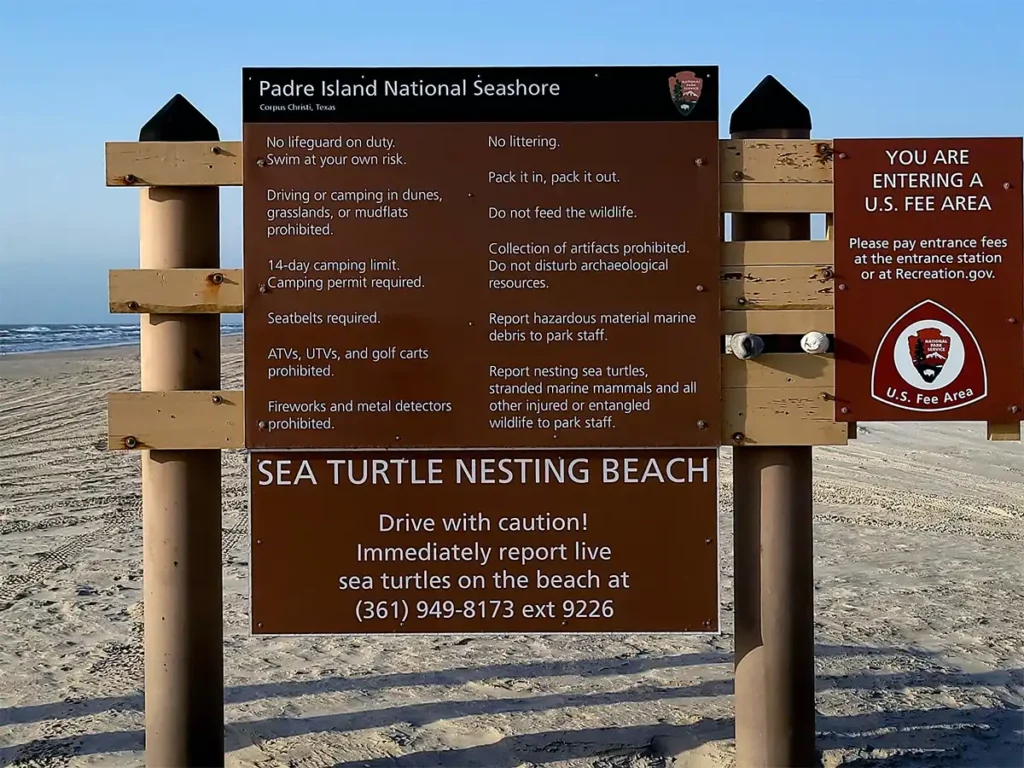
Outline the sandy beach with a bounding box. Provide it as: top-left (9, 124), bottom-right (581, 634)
top-left (0, 337), bottom-right (1021, 767)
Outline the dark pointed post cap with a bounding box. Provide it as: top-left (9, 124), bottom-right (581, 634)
top-left (729, 75), bottom-right (811, 135)
top-left (139, 94), bottom-right (220, 142)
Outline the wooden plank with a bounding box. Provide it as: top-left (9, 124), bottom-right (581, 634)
top-left (722, 354), bottom-right (833, 388)
top-left (106, 139), bottom-right (837, 188)
top-left (720, 140), bottom-right (833, 184)
top-left (108, 384), bottom-right (845, 449)
top-left (109, 269), bottom-right (243, 313)
top-left (107, 391), bottom-right (243, 450)
top-left (720, 240), bottom-right (833, 267)
top-left (106, 141), bottom-right (242, 187)
top-left (106, 265), bottom-right (840, 340)
top-left (723, 387), bottom-right (846, 446)
top-left (107, 390), bottom-right (1019, 448)
top-left (847, 422), bottom-right (859, 440)
top-left (721, 182), bottom-right (833, 213)
top-left (721, 264), bottom-right (833, 310)
top-left (105, 264), bottom-right (841, 333)
top-left (722, 309), bottom-right (834, 335)
top-left (108, 247), bottom-right (837, 314)
top-left (986, 422), bottom-right (1021, 441)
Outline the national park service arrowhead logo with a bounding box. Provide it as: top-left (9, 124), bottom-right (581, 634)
top-left (909, 327), bottom-right (950, 383)
top-left (871, 300), bottom-right (987, 412)
top-left (669, 71), bottom-right (702, 116)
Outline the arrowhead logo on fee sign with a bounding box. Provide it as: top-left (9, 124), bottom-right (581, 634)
top-left (870, 300), bottom-right (987, 412)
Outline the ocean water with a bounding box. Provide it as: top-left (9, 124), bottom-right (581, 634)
top-left (0, 323), bottom-right (243, 355)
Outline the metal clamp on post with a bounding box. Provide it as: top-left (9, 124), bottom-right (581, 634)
top-left (727, 333), bottom-right (766, 360)
top-left (800, 331), bottom-right (830, 355)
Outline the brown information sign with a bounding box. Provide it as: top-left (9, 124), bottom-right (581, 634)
top-left (242, 67), bottom-right (721, 449)
top-left (251, 450), bottom-right (719, 634)
top-left (833, 138), bottom-right (1024, 421)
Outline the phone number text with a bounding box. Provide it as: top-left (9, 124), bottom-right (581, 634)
top-left (354, 598), bottom-right (616, 624)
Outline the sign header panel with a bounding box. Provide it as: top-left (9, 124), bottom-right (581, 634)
top-left (242, 66), bottom-right (719, 123)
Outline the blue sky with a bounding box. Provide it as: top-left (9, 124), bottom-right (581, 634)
top-left (1, 0), bottom-right (1021, 323)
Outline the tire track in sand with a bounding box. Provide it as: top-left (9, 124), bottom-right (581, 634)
top-left (0, 500), bottom-right (141, 611)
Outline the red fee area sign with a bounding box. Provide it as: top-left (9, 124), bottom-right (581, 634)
top-left (833, 138), bottom-right (1024, 421)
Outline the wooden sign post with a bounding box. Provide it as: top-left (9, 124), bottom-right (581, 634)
top-left (729, 76), bottom-right (818, 768)
top-left (136, 96), bottom-right (225, 766)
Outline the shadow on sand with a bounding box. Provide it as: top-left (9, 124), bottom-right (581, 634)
top-left (1, 644), bottom-right (1020, 766)
top-left (327, 706), bottom-right (1024, 768)
top-left (1, 646), bottom-right (726, 726)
